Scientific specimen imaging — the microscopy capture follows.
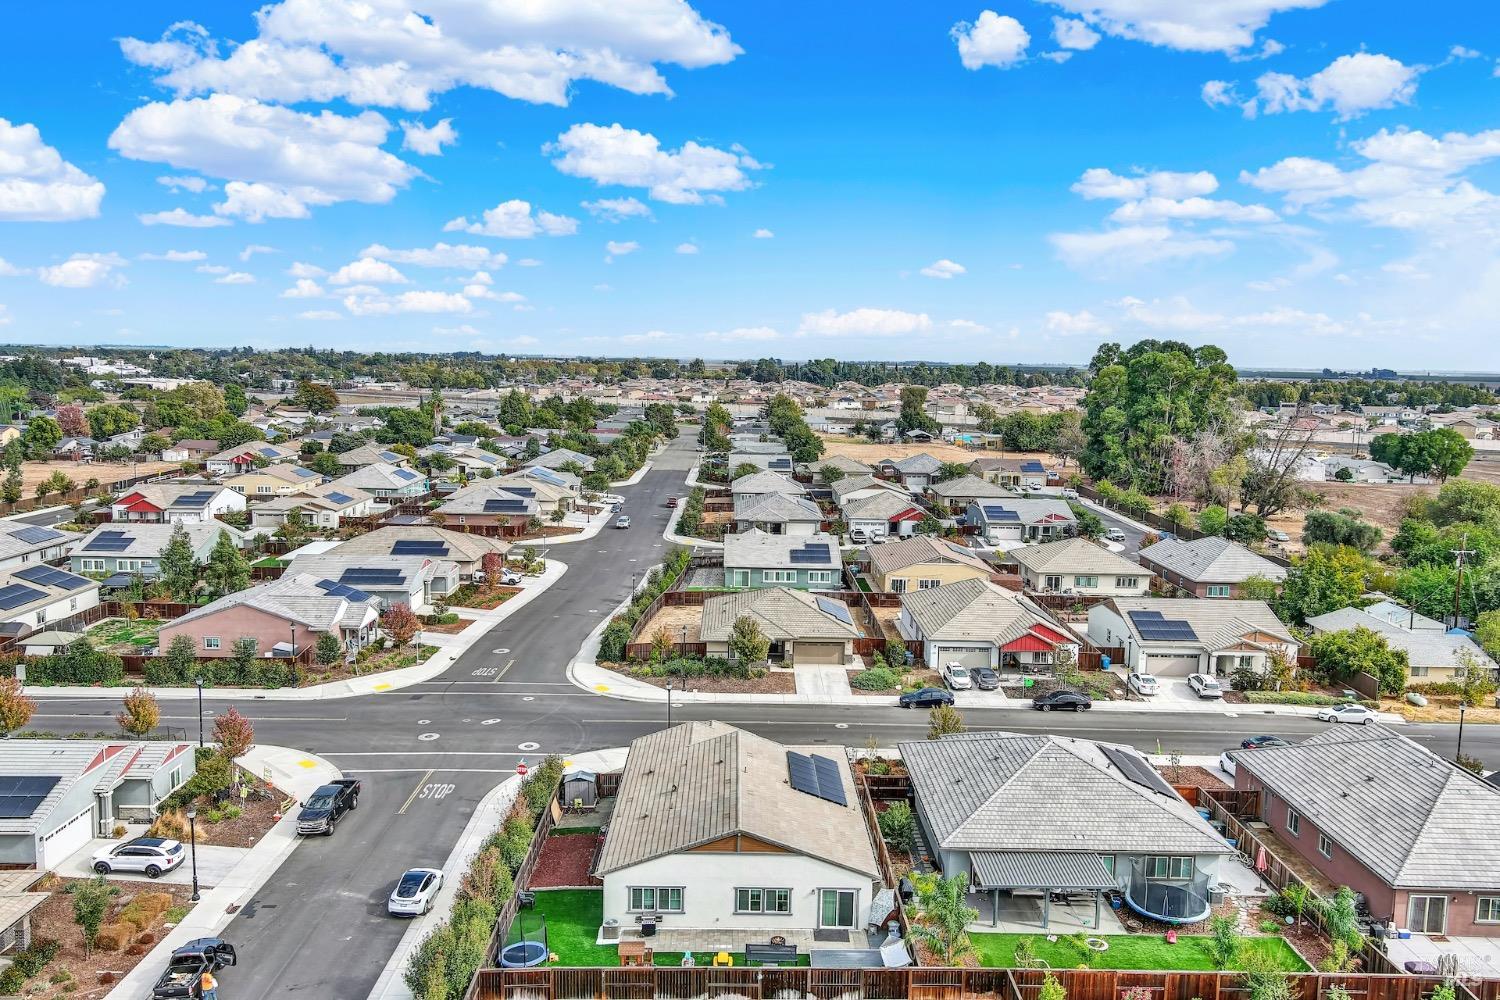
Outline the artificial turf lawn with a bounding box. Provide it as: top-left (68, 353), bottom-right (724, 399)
top-left (968, 932), bottom-right (1311, 971)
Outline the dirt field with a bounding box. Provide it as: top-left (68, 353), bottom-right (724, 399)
top-left (818, 434), bottom-right (1061, 467)
top-left (19, 459), bottom-right (179, 491)
top-left (1262, 481), bottom-right (1432, 556)
top-left (638, 604), bottom-right (702, 643)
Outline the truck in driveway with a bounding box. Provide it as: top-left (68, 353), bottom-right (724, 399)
top-left (296, 778), bottom-right (361, 836)
top-left (151, 937), bottom-right (236, 998)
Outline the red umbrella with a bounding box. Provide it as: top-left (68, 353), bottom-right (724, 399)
top-left (1255, 845), bottom-right (1268, 873)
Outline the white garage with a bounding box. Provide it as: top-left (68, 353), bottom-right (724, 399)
top-left (792, 641), bottom-right (848, 665)
top-left (40, 807), bottom-right (94, 870)
top-left (932, 645), bottom-right (994, 670)
top-left (1143, 653), bottom-right (1202, 677)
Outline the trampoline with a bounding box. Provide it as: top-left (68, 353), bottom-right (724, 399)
top-left (499, 940), bottom-right (549, 968)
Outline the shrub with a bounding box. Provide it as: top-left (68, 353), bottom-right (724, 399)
top-left (94, 922), bottom-right (132, 953)
top-left (500, 831), bottom-right (530, 872)
top-left (877, 801), bottom-right (917, 852)
top-left (1206, 914), bottom-right (1241, 969)
top-left (25, 642), bottom-right (124, 686)
top-left (851, 666), bottom-right (902, 691)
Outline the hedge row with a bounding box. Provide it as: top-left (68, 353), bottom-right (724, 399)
top-left (598, 547), bottom-right (692, 661)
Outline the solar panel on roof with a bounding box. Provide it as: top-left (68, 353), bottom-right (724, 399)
top-left (502, 486), bottom-right (536, 498)
top-left (789, 543), bottom-right (832, 564)
top-left (380, 451), bottom-right (401, 461)
top-left (393, 469), bottom-right (418, 481)
top-left (815, 596), bottom-right (854, 627)
top-left (173, 491), bottom-right (215, 508)
top-left (258, 447), bottom-right (279, 457)
top-left (785, 751), bottom-right (848, 807)
top-left (981, 505), bottom-right (1020, 521)
top-left (1128, 610), bottom-right (1198, 641)
top-left (1101, 746), bottom-right (1177, 797)
top-left (786, 750), bottom-right (818, 796)
top-left (1021, 460), bottom-right (1046, 473)
top-left (324, 491), bottom-right (354, 504)
top-left (13, 566), bottom-right (92, 590)
top-left (483, 499), bottom-right (527, 513)
top-left (0, 584), bottom-right (46, 611)
top-left (811, 755), bottom-right (849, 806)
top-left (315, 579), bottom-right (373, 601)
top-left (340, 568), bottom-right (404, 585)
top-left (0, 775), bottom-right (60, 819)
top-left (392, 540), bottom-right (449, 556)
top-left (10, 525), bottom-right (64, 545)
top-left (292, 467), bottom-right (316, 478)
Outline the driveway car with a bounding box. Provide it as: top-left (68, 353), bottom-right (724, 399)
top-left (1218, 752), bottom-right (1237, 778)
top-left (151, 937), bottom-right (236, 998)
top-left (941, 662), bottom-right (974, 690)
top-left (1127, 672), bottom-right (1159, 696)
top-left (1060, 488), bottom-right (1079, 499)
top-left (1268, 529), bottom-right (1291, 542)
top-left (849, 527), bottom-right (871, 544)
top-left (1032, 689), bottom-right (1092, 712)
top-left (1317, 703), bottom-right (1379, 725)
top-left (388, 867), bottom-right (444, 917)
top-left (970, 666), bottom-right (1000, 691)
top-left (1188, 673), bottom-right (1224, 699)
top-left (1240, 735), bottom-right (1291, 749)
top-left (898, 687), bottom-right (955, 709)
top-left (614, 515), bottom-right (632, 529)
top-left (92, 837), bottom-right (185, 878)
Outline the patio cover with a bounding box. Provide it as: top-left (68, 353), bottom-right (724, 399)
top-left (971, 851), bottom-right (1116, 890)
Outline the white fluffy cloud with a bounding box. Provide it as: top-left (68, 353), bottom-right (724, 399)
top-left (139, 249), bottom-right (206, 262)
top-left (330, 257), bottom-right (409, 285)
top-left (359, 242), bottom-right (508, 269)
top-left (138, 207), bottom-right (232, 227)
top-left (109, 94), bottom-right (419, 221)
top-left (753, 228), bottom-right (774, 239)
top-left (400, 118), bottom-right (457, 155)
top-left (919, 259), bottom-right (966, 279)
top-left (343, 289), bottom-right (472, 316)
top-left (1113, 295), bottom-right (1349, 337)
top-left (1042, 0), bottom-right (1330, 53)
top-left (282, 278), bottom-right (324, 298)
top-left (952, 11), bottom-right (1030, 70)
top-left (444, 199), bottom-right (579, 238)
top-left (0, 118), bottom-right (105, 221)
top-left (1212, 53), bottom-right (1421, 121)
top-left (298, 309), bottom-right (342, 320)
top-left (1072, 167), bottom-right (1218, 200)
top-left (120, 2), bottom-right (741, 111)
top-left (214, 271), bottom-right (256, 284)
top-left (798, 308), bottom-right (932, 337)
top-left (157, 175), bottom-right (208, 193)
top-left (606, 240), bottom-right (640, 260)
top-left (36, 252), bottom-right (128, 289)
top-left (582, 197), bottom-right (653, 222)
top-left (1052, 17), bottom-right (1100, 50)
top-left (548, 123), bottom-right (764, 205)
top-left (1050, 225), bottom-right (1234, 267)
top-left (1108, 196), bottom-right (1278, 224)
top-left (239, 244), bottom-right (275, 261)
top-left (675, 242), bottom-right (699, 254)
top-left (1044, 309), bottom-right (1111, 335)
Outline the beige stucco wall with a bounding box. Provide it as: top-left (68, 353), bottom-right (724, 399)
top-left (877, 561), bottom-right (988, 593)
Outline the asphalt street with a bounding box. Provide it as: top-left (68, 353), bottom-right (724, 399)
top-left (20, 434), bottom-right (1490, 999)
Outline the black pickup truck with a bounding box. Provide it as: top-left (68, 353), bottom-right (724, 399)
top-left (296, 778), bottom-right (361, 836)
top-left (151, 937), bottom-right (236, 998)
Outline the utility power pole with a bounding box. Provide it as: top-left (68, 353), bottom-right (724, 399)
top-left (1452, 534), bottom-right (1477, 629)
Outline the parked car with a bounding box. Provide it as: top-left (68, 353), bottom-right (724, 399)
top-left (941, 662), bottom-right (974, 690)
top-left (970, 666), bottom-right (1000, 691)
top-left (614, 515), bottom-right (632, 529)
top-left (1104, 528), bottom-right (1126, 542)
top-left (1188, 673), bottom-right (1224, 699)
top-left (151, 937), bottom-right (237, 998)
top-left (497, 568), bottom-right (522, 586)
top-left (297, 778), bottom-right (361, 836)
top-left (1127, 672), bottom-right (1159, 696)
top-left (1032, 689), bottom-right (1092, 712)
top-left (597, 494), bottom-right (626, 506)
top-left (388, 867), bottom-right (445, 917)
top-left (1240, 735), bottom-right (1290, 749)
top-left (849, 527), bottom-right (871, 544)
top-left (92, 837), bottom-right (185, 878)
top-left (1218, 751), bottom-right (1237, 778)
top-left (1317, 703), bottom-right (1379, 725)
top-left (898, 687), bottom-right (955, 709)
top-left (1268, 529), bottom-right (1291, 542)
top-left (665, 497), bottom-right (679, 508)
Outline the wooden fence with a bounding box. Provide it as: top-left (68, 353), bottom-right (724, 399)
top-left (0, 467), bottom-right (175, 519)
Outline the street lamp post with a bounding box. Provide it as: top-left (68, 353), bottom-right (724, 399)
top-left (187, 807), bottom-right (201, 902)
top-left (195, 677), bottom-right (204, 747)
top-left (666, 681), bottom-right (673, 729)
top-left (1457, 702), bottom-right (1468, 764)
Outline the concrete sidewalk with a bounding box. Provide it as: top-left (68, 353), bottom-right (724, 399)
top-left (662, 479), bottom-right (721, 548)
top-left (27, 559), bottom-right (567, 701)
top-left (104, 745), bottom-right (340, 1000)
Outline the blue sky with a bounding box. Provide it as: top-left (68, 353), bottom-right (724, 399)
top-left (1, 0), bottom-right (1497, 368)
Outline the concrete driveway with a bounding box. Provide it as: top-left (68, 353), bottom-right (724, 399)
top-left (58, 836), bottom-right (248, 887)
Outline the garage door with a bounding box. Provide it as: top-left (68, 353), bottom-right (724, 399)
top-left (41, 807), bottom-right (93, 870)
top-left (937, 647), bottom-right (992, 670)
top-left (1144, 653), bottom-right (1201, 677)
top-left (793, 642), bottom-right (845, 665)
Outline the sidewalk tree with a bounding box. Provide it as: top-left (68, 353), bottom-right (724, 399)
top-left (382, 603), bottom-right (421, 648)
top-left (928, 703), bottom-right (965, 739)
top-left (214, 706), bottom-right (255, 760)
top-left (116, 687), bottom-right (160, 737)
top-left (159, 523), bottom-right (199, 601)
top-left (0, 677), bottom-right (35, 736)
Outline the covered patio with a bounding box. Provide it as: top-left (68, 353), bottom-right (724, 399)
top-left (968, 851), bottom-right (1123, 932)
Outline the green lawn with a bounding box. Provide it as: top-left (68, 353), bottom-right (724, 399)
top-left (529, 890), bottom-right (811, 968)
top-left (968, 933), bottom-right (1310, 972)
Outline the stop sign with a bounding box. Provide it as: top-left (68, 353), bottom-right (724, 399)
top-left (516, 759), bottom-right (528, 777)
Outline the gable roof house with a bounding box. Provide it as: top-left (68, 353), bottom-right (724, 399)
top-left (156, 572), bottom-right (382, 660)
top-left (874, 453), bottom-right (943, 490)
top-left (335, 443), bottom-right (411, 472)
top-left (730, 470), bottom-right (808, 499)
top-left (727, 450), bottom-right (795, 475)
top-left (702, 588), bottom-right (864, 667)
top-left (433, 484), bottom-right (539, 529)
top-left (160, 438), bottom-right (219, 463)
top-left (901, 732), bottom-right (1232, 928)
top-left (71, 523), bottom-right (244, 582)
top-left (722, 530), bottom-right (842, 591)
top-left (813, 454), bottom-right (874, 480)
top-left (0, 566), bottom-right (100, 639)
top-left (1087, 597), bottom-right (1298, 677)
top-left (1008, 537), bottom-right (1153, 597)
top-left (204, 442), bottom-right (298, 475)
top-left (966, 498), bottom-right (1077, 544)
top-left (970, 457), bottom-right (1049, 490)
top-left (841, 490), bottom-right (927, 541)
top-left (487, 474), bottom-right (575, 514)
top-left (596, 722), bottom-right (881, 944)
top-left (320, 525), bottom-right (508, 580)
top-left (223, 462), bottom-right (323, 498)
top-left (830, 474), bottom-right (909, 506)
top-left (327, 462), bottom-right (429, 502)
top-left (524, 447), bottom-right (595, 473)
top-left (866, 535), bottom-right (996, 594)
top-left (1228, 725), bottom-right (1500, 939)
top-left (1138, 536), bottom-right (1287, 599)
top-left (110, 484), bottom-right (246, 525)
top-left (248, 482), bottom-right (377, 530)
top-left (927, 474), bottom-right (1019, 511)
top-left (0, 524), bottom-right (77, 572)
top-left (290, 555), bottom-right (458, 614)
top-left (897, 578), bottom-right (1076, 671)
top-left (732, 492), bottom-right (825, 536)
top-left (1306, 606), bottom-right (1495, 683)
top-left (440, 445), bottom-right (507, 479)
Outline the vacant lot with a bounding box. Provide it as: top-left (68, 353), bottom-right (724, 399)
top-left (20, 459), bottom-right (179, 492)
top-left (818, 435), bottom-right (1060, 467)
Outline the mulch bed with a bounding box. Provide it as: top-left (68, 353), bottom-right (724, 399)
top-left (846, 668), bottom-right (946, 697)
top-left (449, 587), bottom-right (520, 611)
top-left (603, 666), bottom-right (798, 695)
top-left (529, 833), bottom-right (604, 889)
top-left (1156, 765), bottom-right (1230, 790)
top-left (192, 792), bottom-right (284, 849)
top-left (421, 619), bottom-right (473, 634)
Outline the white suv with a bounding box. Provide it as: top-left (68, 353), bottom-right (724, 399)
top-left (92, 837), bottom-right (185, 878)
top-left (942, 662), bottom-right (974, 690)
top-left (1188, 673), bottom-right (1224, 699)
top-left (1127, 672), bottom-right (1159, 696)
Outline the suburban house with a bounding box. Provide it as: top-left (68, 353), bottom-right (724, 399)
top-left (160, 438), bottom-right (219, 463)
top-left (901, 732), bottom-right (1232, 928)
top-left (1228, 725), bottom-right (1500, 938)
top-left (524, 447), bottom-right (595, 473)
top-left (336, 443), bottom-right (411, 471)
top-left (732, 492), bottom-right (824, 535)
top-left (327, 462), bottom-right (429, 503)
top-left (109, 484), bottom-right (245, 524)
top-left (966, 498), bottom-right (1077, 544)
top-left (1138, 536), bottom-right (1287, 598)
top-left (728, 449), bottom-right (795, 475)
top-left (488, 474), bottom-right (574, 515)
top-left (511, 465), bottom-right (581, 495)
top-left (1087, 597), bottom-right (1299, 677)
top-left (1009, 537), bottom-right (1152, 597)
top-left (290, 554), bottom-right (458, 612)
top-left (71, 523), bottom-right (244, 581)
top-left (830, 475), bottom-right (909, 508)
top-left (730, 470), bottom-right (808, 499)
top-left (970, 457), bottom-right (1048, 490)
top-left (595, 722), bottom-right (881, 944)
top-left (897, 578), bottom-right (1077, 671)
top-left (1321, 456), bottom-right (1420, 484)
top-left (874, 453), bottom-right (943, 490)
top-left (0, 566), bottom-right (100, 636)
top-left (204, 441), bottom-right (298, 474)
top-left (1306, 607), bottom-right (1495, 682)
top-left (320, 526), bottom-right (509, 580)
top-left (815, 455), bottom-right (874, 480)
top-left (157, 572), bottom-right (382, 659)
top-left (701, 588), bottom-right (863, 665)
top-left (0, 524), bottom-right (76, 572)
top-left (433, 485), bottom-right (539, 528)
top-left (723, 530), bottom-right (842, 590)
top-left (441, 445), bottom-right (507, 478)
top-left (0, 741), bottom-right (198, 868)
top-left (223, 462), bottom-right (323, 497)
top-left (0, 425), bottom-right (22, 448)
top-left (841, 492), bottom-right (927, 541)
top-left (927, 475), bottom-right (1018, 511)
top-left (865, 535), bottom-right (995, 594)
top-left (248, 482), bottom-right (377, 530)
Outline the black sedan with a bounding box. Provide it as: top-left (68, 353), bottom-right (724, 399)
top-left (1032, 689), bottom-right (1092, 712)
top-left (898, 687), bottom-right (955, 709)
top-left (1240, 735), bottom-right (1291, 749)
top-left (971, 666), bottom-right (1001, 691)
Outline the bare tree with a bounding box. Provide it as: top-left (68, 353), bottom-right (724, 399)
top-left (1241, 419), bottom-right (1319, 518)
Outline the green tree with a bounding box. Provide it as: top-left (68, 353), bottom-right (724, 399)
top-left (1206, 913), bottom-right (1242, 969)
top-left (20, 414), bottom-right (61, 459)
top-left (307, 450), bottom-right (343, 477)
top-left (316, 632), bottom-right (343, 665)
top-left (927, 703), bottom-right (965, 739)
top-left (201, 530), bottom-right (250, 598)
top-left (819, 463), bottom-right (847, 484)
top-left (1303, 510), bottom-right (1382, 551)
top-left (292, 380), bottom-right (340, 413)
top-left (71, 876), bottom-right (118, 956)
top-left (1306, 626), bottom-right (1409, 694)
top-left (1478, 609), bottom-right (1500, 661)
top-left (1239, 574), bottom-right (1281, 603)
top-left (1069, 504), bottom-right (1104, 539)
top-left (1225, 512), bottom-right (1267, 544)
top-left (158, 523), bottom-right (199, 600)
top-left (1276, 545), bottom-right (1373, 625)
top-left (1197, 505), bottom-right (1228, 536)
top-left (165, 634), bottom-right (198, 683)
top-left (897, 386), bottom-right (941, 436)
top-left (908, 873), bottom-right (979, 965)
top-left (223, 382), bottom-right (249, 417)
top-left (728, 615), bottom-right (770, 663)
top-left (936, 461), bottom-right (971, 482)
top-left (0, 468), bottom-right (20, 504)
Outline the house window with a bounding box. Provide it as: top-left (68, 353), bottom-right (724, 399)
top-left (1318, 834), bottom-right (1333, 859)
top-left (763, 570), bottom-right (796, 584)
top-left (170, 767), bottom-right (182, 788)
top-left (35, 609), bottom-right (46, 625)
top-left (1477, 897), bottom-right (1500, 924)
top-left (257, 486), bottom-right (272, 494)
top-left (1074, 576), bottom-right (1099, 589)
top-left (1145, 856), bottom-right (1195, 879)
top-left (806, 571), bottom-right (834, 585)
top-left (735, 888), bottom-right (791, 914)
top-left (1098, 855), bottom-right (1116, 876)
top-left (628, 887), bottom-right (683, 912)
top-left (69, 598), bottom-right (77, 611)
top-left (204, 637), bottom-right (221, 650)
top-left (1044, 575), bottom-right (1063, 591)
top-left (1409, 664), bottom-right (1429, 678)
top-left (1206, 585), bottom-right (1231, 598)
top-left (1238, 655), bottom-right (1255, 668)
top-left (891, 578), bottom-right (908, 594)
top-left (1116, 577), bottom-right (1139, 589)
top-left (1286, 809), bottom-right (1300, 837)
top-left (918, 579), bottom-right (942, 590)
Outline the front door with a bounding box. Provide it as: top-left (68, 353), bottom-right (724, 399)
top-left (820, 889), bottom-right (857, 928)
top-left (1409, 895), bottom-right (1447, 934)
top-left (731, 570), bottom-right (750, 587)
top-left (1044, 575), bottom-right (1063, 591)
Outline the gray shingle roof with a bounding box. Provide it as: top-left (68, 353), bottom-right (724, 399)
top-left (1010, 537), bottom-right (1148, 577)
top-left (831, 475), bottom-right (906, 503)
top-left (867, 535), bottom-right (991, 577)
top-left (1138, 536), bottom-right (1287, 584)
top-left (842, 490), bottom-right (922, 520)
top-left (434, 484), bottom-right (539, 517)
top-left (169, 571), bottom-right (382, 631)
top-left (1305, 608), bottom-right (1494, 670)
top-left (1230, 726), bottom-right (1500, 889)
top-left (595, 721), bottom-right (879, 878)
top-left (1106, 597), bottom-right (1295, 650)
top-left (729, 470), bottom-right (807, 497)
top-left (899, 732), bottom-right (1230, 855)
top-left (899, 578), bottom-right (1057, 645)
top-left (331, 462), bottom-right (427, 491)
top-left (700, 587), bottom-right (862, 641)
top-left (885, 453), bottom-right (942, 474)
top-left (928, 475), bottom-right (1019, 500)
top-left (723, 530), bottom-right (840, 570)
top-left (524, 447), bottom-right (595, 471)
top-left (328, 525), bottom-right (509, 562)
top-left (968, 498), bottom-right (1076, 527)
top-left (732, 492), bottom-right (823, 524)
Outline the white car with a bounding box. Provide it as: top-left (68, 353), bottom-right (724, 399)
top-left (1104, 528), bottom-right (1126, 542)
top-left (1060, 488), bottom-right (1079, 499)
top-left (597, 494), bottom-right (626, 506)
top-left (614, 515), bottom-right (631, 529)
top-left (388, 867), bottom-right (444, 916)
top-left (941, 662), bottom-right (974, 690)
top-left (1187, 673), bottom-right (1223, 699)
top-left (1127, 672), bottom-right (1159, 696)
top-left (1218, 751), bottom-right (1237, 778)
top-left (92, 837), bottom-right (185, 879)
top-left (1317, 703), bottom-right (1379, 725)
